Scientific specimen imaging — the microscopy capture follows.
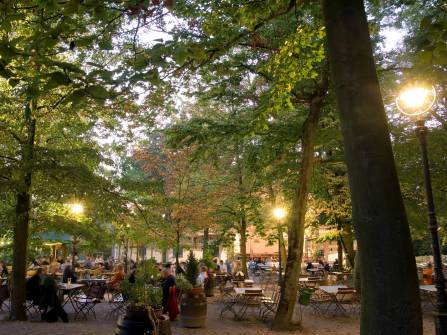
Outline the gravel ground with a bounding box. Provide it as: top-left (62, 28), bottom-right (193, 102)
top-left (0, 298), bottom-right (435, 335)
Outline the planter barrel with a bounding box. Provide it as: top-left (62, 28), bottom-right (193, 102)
top-left (116, 309), bottom-right (154, 335)
top-left (158, 315), bottom-right (172, 335)
top-left (204, 274), bottom-right (215, 297)
top-left (180, 288), bottom-right (207, 328)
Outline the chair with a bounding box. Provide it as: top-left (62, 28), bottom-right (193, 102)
top-left (73, 284), bottom-right (106, 320)
top-left (308, 288), bottom-right (332, 316)
top-left (259, 287), bottom-right (280, 320)
top-left (106, 291), bottom-right (127, 319)
top-left (329, 288), bottom-right (356, 316)
top-left (235, 289), bottom-right (263, 321)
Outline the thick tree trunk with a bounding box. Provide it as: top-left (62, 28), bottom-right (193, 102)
top-left (202, 228), bottom-right (209, 253)
top-left (322, 1), bottom-right (422, 334)
top-left (240, 217), bottom-right (248, 277)
top-left (272, 90), bottom-right (326, 329)
top-left (10, 116), bottom-right (36, 321)
top-left (354, 249), bottom-right (361, 295)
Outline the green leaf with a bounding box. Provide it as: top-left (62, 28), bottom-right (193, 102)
top-left (98, 38), bottom-right (113, 50)
top-left (7, 78), bottom-right (19, 87)
top-left (87, 85), bottom-right (110, 99)
top-left (64, 89), bottom-right (86, 106)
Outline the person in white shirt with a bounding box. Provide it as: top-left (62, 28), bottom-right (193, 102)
top-left (197, 266), bottom-right (208, 286)
top-left (219, 260), bottom-right (227, 273)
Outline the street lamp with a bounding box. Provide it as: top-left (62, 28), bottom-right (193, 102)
top-left (273, 207), bottom-right (286, 286)
top-left (396, 83), bottom-right (447, 334)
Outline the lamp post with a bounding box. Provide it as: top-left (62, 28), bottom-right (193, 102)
top-left (273, 207), bottom-right (286, 286)
top-left (396, 84), bottom-right (447, 334)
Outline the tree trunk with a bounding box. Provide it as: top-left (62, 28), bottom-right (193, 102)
top-left (175, 230), bottom-right (181, 270)
top-left (322, 1), bottom-right (422, 334)
top-left (272, 88), bottom-right (326, 329)
top-left (202, 228), bottom-right (209, 253)
top-left (337, 240), bottom-right (344, 270)
top-left (11, 112), bottom-right (36, 321)
top-left (354, 249), bottom-right (361, 295)
top-left (239, 217), bottom-right (248, 277)
top-left (340, 222), bottom-right (355, 268)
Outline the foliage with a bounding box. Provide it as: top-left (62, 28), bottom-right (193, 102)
top-left (200, 251), bottom-right (217, 270)
top-left (175, 274), bottom-right (193, 292)
top-left (184, 250), bottom-right (199, 287)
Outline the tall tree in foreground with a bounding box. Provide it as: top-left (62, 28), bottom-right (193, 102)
top-left (322, 0), bottom-right (422, 334)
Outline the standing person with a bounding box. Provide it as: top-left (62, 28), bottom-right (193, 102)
top-left (26, 267), bottom-right (43, 305)
top-left (161, 268), bottom-right (176, 313)
top-left (40, 268), bottom-right (69, 323)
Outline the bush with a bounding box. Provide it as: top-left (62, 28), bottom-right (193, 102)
top-left (176, 274), bottom-right (193, 291)
top-left (185, 250), bottom-right (199, 287)
top-left (200, 250), bottom-right (217, 270)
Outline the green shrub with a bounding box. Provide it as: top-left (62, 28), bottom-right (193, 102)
top-left (185, 250), bottom-right (199, 287)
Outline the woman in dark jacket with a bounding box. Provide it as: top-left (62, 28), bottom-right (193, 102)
top-left (161, 268), bottom-right (176, 313)
top-left (40, 270), bottom-right (68, 323)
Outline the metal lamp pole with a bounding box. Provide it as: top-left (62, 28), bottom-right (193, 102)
top-left (415, 119), bottom-right (447, 334)
top-left (277, 224), bottom-right (282, 286)
top-left (396, 84), bottom-right (447, 334)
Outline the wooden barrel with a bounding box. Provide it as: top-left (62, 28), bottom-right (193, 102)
top-left (158, 315), bottom-right (172, 335)
top-left (180, 288), bottom-right (207, 328)
top-left (115, 309), bottom-right (154, 335)
top-left (204, 274), bottom-right (215, 297)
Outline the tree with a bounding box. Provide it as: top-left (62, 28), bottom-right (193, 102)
top-left (322, 1), bottom-right (422, 333)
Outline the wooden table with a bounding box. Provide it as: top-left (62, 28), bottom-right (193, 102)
top-left (234, 287), bottom-right (262, 295)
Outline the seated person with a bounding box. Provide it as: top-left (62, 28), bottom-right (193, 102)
top-left (219, 260), bottom-right (227, 273)
top-left (0, 261), bottom-right (8, 277)
top-left (40, 269), bottom-right (68, 323)
top-left (62, 264), bottom-right (77, 284)
top-left (26, 267), bottom-right (43, 305)
top-left (128, 268), bottom-right (136, 284)
top-left (107, 264), bottom-right (125, 289)
top-left (49, 260), bottom-right (61, 274)
top-left (84, 257), bottom-right (93, 269)
top-left (197, 266), bottom-right (208, 286)
top-left (423, 263), bottom-right (434, 285)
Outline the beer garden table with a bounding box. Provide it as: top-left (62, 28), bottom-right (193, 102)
top-left (57, 283), bottom-right (85, 313)
top-left (220, 287), bottom-right (264, 320)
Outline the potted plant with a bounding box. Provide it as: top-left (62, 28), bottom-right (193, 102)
top-left (200, 251), bottom-right (217, 297)
top-left (180, 251), bottom-right (207, 328)
top-left (175, 274), bottom-right (192, 304)
top-left (116, 259), bottom-right (160, 335)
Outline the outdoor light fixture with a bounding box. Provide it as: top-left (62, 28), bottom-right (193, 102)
top-left (70, 203), bottom-right (84, 215)
top-left (273, 207), bottom-right (286, 220)
top-left (396, 83), bottom-right (447, 334)
top-left (396, 84), bottom-right (436, 117)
